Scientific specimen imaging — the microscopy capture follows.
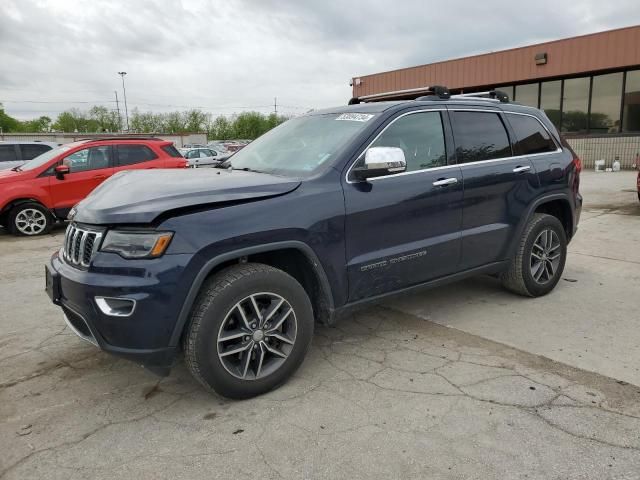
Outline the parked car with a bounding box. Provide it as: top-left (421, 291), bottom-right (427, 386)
top-left (182, 143), bottom-right (207, 149)
top-left (45, 89), bottom-right (582, 399)
top-left (0, 141), bottom-right (59, 170)
top-left (0, 137), bottom-right (187, 236)
top-left (180, 147), bottom-right (229, 168)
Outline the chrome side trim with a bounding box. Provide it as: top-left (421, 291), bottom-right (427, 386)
top-left (344, 107), bottom-right (563, 184)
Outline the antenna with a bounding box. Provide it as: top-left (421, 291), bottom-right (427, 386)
top-left (274, 97), bottom-right (278, 115)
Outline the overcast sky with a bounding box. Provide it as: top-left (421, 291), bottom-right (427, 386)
top-left (1, 0), bottom-right (639, 120)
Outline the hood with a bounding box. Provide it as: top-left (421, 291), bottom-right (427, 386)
top-left (0, 168), bottom-right (28, 184)
top-left (74, 169), bottom-right (301, 225)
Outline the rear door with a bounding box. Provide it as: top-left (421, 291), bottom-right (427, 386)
top-left (343, 109), bottom-right (463, 301)
top-left (449, 109), bottom-right (540, 270)
top-left (49, 145), bottom-right (114, 210)
top-left (113, 144), bottom-right (162, 173)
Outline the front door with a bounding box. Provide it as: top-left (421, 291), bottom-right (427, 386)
top-left (343, 110), bottom-right (463, 302)
top-left (49, 145), bottom-right (114, 210)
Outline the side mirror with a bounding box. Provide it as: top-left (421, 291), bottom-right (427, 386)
top-left (55, 164), bottom-right (70, 179)
top-left (352, 147), bottom-right (407, 181)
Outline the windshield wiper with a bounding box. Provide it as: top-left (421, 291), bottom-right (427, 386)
top-left (11, 165), bottom-right (22, 172)
top-left (233, 167), bottom-right (267, 174)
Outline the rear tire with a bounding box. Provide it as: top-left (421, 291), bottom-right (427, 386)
top-left (501, 213), bottom-right (567, 297)
top-left (183, 263), bottom-right (314, 399)
top-left (8, 202), bottom-right (54, 236)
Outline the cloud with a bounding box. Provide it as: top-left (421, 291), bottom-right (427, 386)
top-left (1, 0), bottom-right (639, 120)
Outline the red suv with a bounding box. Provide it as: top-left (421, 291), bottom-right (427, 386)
top-left (0, 137), bottom-right (187, 236)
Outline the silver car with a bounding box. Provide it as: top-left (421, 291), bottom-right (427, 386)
top-left (179, 147), bottom-right (228, 168)
top-left (0, 141), bottom-right (60, 170)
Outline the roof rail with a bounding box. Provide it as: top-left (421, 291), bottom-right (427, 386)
top-left (450, 90), bottom-right (510, 103)
top-left (77, 136), bottom-right (166, 142)
top-left (349, 85), bottom-right (450, 104)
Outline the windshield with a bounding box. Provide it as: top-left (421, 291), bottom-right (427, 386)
top-left (227, 113), bottom-right (376, 178)
top-left (18, 144), bottom-right (74, 171)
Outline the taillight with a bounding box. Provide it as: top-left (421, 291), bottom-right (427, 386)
top-left (573, 155), bottom-right (582, 173)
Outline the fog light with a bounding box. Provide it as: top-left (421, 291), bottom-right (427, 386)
top-left (95, 297), bottom-right (136, 317)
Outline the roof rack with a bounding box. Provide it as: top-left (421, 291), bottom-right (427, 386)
top-left (450, 90), bottom-right (510, 103)
top-left (77, 136), bottom-right (166, 142)
top-left (348, 85), bottom-right (451, 104)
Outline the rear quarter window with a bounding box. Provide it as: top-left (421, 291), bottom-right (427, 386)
top-left (506, 113), bottom-right (558, 155)
top-left (161, 145), bottom-right (183, 158)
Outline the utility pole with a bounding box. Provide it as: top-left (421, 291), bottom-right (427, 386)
top-left (117, 71), bottom-right (129, 131)
top-left (114, 90), bottom-right (122, 132)
top-left (273, 97), bottom-right (277, 116)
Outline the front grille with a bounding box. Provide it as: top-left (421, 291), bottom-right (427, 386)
top-left (63, 223), bottom-right (103, 268)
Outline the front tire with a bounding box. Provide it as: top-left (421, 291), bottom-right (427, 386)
top-left (8, 202), bottom-right (54, 236)
top-left (501, 213), bottom-right (567, 297)
top-left (183, 263), bottom-right (314, 399)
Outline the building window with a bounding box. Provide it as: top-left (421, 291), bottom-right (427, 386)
top-left (561, 77), bottom-right (590, 133)
top-left (623, 70), bottom-right (640, 132)
top-left (540, 80), bottom-right (561, 129)
top-left (590, 72), bottom-right (623, 133)
top-left (515, 83), bottom-right (539, 108)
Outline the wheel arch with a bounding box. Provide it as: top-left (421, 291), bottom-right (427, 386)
top-left (508, 193), bottom-right (573, 259)
top-left (0, 197), bottom-right (53, 225)
top-left (169, 241), bottom-right (335, 347)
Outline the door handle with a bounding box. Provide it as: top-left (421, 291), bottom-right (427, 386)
top-left (93, 175), bottom-right (107, 179)
top-left (432, 177), bottom-right (458, 187)
top-left (513, 165), bottom-right (531, 173)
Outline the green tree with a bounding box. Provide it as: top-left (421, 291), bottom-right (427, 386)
top-left (0, 103), bottom-right (20, 132)
top-left (24, 116), bottom-right (52, 132)
top-left (130, 108), bottom-right (164, 133)
top-left (88, 106), bottom-right (120, 132)
top-left (183, 109), bottom-right (208, 132)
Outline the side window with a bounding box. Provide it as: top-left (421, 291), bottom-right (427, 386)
top-left (116, 145), bottom-right (157, 166)
top-left (506, 114), bottom-right (557, 155)
top-left (199, 150), bottom-right (210, 158)
top-left (185, 150), bottom-right (198, 159)
top-left (161, 145), bottom-right (182, 158)
top-left (63, 146), bottom-right (111, 173)
top-left (368, 111), bottom-right (446, 172)
top-left (450, 111), bottom-right (512, 163)
top-left (20, 144), bottom-right (51, 160)
top-left (0, 145), bottom-right (17, 162)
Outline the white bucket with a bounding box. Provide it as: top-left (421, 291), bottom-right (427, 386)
top-left (595, 159), bottom-right (605, 172)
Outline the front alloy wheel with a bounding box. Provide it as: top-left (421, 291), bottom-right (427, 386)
top-left (183, 263), bottom-right (314, 399)
top-left (8, 202), bottom-right (53, 236)
top-left (217, 293), bottom-right (297, 380)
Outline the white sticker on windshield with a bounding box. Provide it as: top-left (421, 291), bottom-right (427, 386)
top-left (336, 113), bottom-right (374, 122)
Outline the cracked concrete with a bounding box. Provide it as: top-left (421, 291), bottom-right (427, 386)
top-left (1, 171), bottom-right (640, 479)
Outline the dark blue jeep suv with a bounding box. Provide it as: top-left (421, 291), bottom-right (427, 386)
top-left (45, 89), bottom-right (582, 398)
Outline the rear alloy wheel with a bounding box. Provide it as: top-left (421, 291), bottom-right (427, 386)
top-left (183, 263), bottom-right (313, 399)
top-left (501, 213), bottom-right (567, 297)
top-left (8, 203), bottom-right (53, 236)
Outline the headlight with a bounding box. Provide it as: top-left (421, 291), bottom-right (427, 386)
top-left (101, 231), bottom-right (173, 259)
